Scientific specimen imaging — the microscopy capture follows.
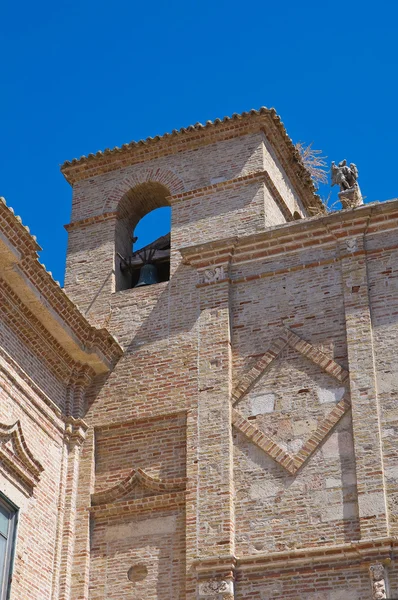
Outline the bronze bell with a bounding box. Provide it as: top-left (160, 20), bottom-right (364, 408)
top-left (134, 263), bottom-right (159, 287)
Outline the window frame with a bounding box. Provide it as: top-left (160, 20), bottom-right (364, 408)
top-left (0, 494), bottom-right (18, 600)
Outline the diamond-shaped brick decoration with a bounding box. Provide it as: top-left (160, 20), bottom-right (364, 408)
top-left (231, 329), bottom-right (351, 474)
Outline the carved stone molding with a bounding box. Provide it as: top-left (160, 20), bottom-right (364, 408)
top-left (0, 421), bottom-right (43, 489)
top-left (201, 266), bottom-right (226, 285)
top-left (64, 417), bottom-right (88, 446)
top-left (91, 468), bottom-right (187, 506)
top-left (198, 579), bottom-right (234, 598)
top-left (66, 365), bottom-right (95, 419)
top-left (0, 280), bottom-right (74, 383)
top-left (369, 563), bottom-right (387, 599)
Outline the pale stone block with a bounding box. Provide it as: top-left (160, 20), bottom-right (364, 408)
top-left (322, 433), bottom-right (339, 458)
top-left (322, 432), bottom-right (353, 458)
top-left (382, 428), bottom-right (396, 437)
top-left (250, 392), bottom-right (275, 415)
top-left (286, 438), bottom-right (303, 453)
top-left (358, 493), bottom-right (386, 517)
top-left (321, 501), bottom-right (358, 522)
top-left (210, 176), bottom-right (226, 185)
top-left (249, 479), bottom-right (280, 500)
top-left (316, 386), bottom-right (346, 404)
top-left (376, 370), bottom-right (398, 394)
top-left (325, 477), bottom-right (342, 488)
top-left (385, 465), bottom-right (398, 481)
top-left (342, 471), bottom-right (357, 486)
top-left (105, 515), bottom-right (176, 542)
top-left (293, 418), bottom-right (317, 436)
top-left (198, 579), bottom-right (233, 596)
top-left (330, 590), bottom-right (358, 600)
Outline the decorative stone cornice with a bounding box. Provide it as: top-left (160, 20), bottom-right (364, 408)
top-left (0, 196), bottom-right (123, 376)
top-left (0, 421), bottom-right (43, 489)
top-left (179, 198), bottom-right (398, 272)
top-left (64, 417), bottom-right (88, 446)
top-left (91, 468), bottom-right (187, 506)
top-left (193, 537), bottom-right (397, 575)
top-left (60, 107), bottom-right (322, 214)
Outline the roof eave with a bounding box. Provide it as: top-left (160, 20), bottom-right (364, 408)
top-left (60, 108), bottom-right (324, 214)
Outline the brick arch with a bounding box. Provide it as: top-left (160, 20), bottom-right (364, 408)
top-left (104, 167), bottom-right (185, 214)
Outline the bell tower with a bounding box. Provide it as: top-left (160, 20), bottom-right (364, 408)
top-left (62, 108), bottom-right (320, 321)
top-left (61, 108), bottom-right (324, 600)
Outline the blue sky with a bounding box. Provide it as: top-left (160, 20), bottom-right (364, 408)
top-left (1, 0), bottom-right (397, 285)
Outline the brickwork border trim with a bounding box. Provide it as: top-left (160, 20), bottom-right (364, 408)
top-left (0, 346), bottom-right (64, 432)
top-left (91, 468), bottom-right (187, 506)
top-left (232, 329), bottom-right (349, 406)
top-left (179, 199), bottom-right (398, 271)
top-left (232, 397), bottom-right (350, 475)
top-left (0, 421), bottom-right (44, 488)
top-left (89, 491), bottom-right (186, 519)
top-left (0, 280), bottom-right (80, 383)
top-left (194, 538), bottom-right (396, 576)
top-left (0, 197), bottom-right (123, 371)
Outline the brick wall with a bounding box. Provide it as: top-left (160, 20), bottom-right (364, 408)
top-left (3, 113), bottom-right (398, 599)
top-left (0, 340), bottom-right (65, 600)
top-left (61, 121), bottom-right (398, 600)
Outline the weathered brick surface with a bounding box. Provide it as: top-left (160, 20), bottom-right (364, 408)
top-left (2, 110), bottom-right (398, 599)
top-left (62, 122), bottom-right (398, 600)
top-left (0, 348), bottom-right (65, 599)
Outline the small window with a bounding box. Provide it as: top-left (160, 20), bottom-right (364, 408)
top-left (115, 183), bottom-right (171, 291)
top-left (0, 496), bottom-right (17, 600)
top-left (117, 204), bottom-right (171, 290)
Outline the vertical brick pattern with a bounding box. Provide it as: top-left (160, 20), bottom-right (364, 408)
top-left (0, 349), bottom-right (65, 600)
top-left (58, 439), bottom-right (84, 600)
top-left (340, 237), bottom-right (388, 538)
top-left (197, 280), bottom-right (235, 560)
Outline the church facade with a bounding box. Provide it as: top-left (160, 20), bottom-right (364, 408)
top-left (1, 108), bottom-right (398, 599)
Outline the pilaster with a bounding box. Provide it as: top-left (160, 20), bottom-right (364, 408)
top-left (340, 235), bottom-right (389, 539)
top-left (188, 253), bottom-right (235, 599)
top-left (69, 428), bottom-right (95, 600)
top-left (57, 419), bottom-right (88, 600)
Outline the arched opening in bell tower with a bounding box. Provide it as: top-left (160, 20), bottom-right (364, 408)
top-left (115, 182), bottom-right (171, 291)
